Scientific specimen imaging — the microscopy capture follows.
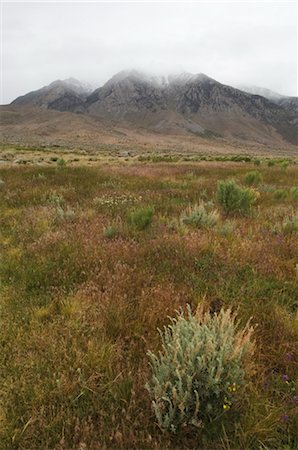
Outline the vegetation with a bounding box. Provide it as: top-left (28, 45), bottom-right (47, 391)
top-left (128, 206), bottom-right (154, 230)
top-left (0, 157), bottom-right (297, 449)
top-left (180, 202), bottom-right (219, 228)
top-left (147, 306), bottom-right (254, 433)
top-left (290, 187), bottom-right (298, 201)
top-left (244, 170), bottom-right (263, 186)
top-left (274, 188), bottom-right (288, 201)
top-left (217, 179), bottom-right (257, 215)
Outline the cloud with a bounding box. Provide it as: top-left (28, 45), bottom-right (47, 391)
top-left (2, 1), bottom-right (297, 103)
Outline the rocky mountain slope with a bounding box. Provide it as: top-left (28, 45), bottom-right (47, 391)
top-left (238, 84), bottom-right (298, 116)
top-left (9, 71), bottom-right (298, 145)
top-left (11, 78), bottom-right (92, 113)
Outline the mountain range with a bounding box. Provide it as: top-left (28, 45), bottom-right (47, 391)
top-left (7, 71), bottom-right (298, 145)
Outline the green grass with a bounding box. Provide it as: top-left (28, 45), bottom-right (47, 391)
top-left (0, 159), bottom-right (297, 449)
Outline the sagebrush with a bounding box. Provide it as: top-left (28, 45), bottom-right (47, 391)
top-left (146, 305), bottom-right (254, 433)
top-left (180, 203), bottom-right (219, 228)
top-left (217, 179), bottom-right (257, 215)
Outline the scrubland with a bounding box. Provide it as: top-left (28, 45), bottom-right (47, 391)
top-left (0, 154), bottom-right (297, 449)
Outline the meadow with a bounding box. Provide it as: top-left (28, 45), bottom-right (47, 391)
top-left (0, 154), bottom-right (297, 449)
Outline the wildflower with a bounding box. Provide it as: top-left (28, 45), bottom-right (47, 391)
top-left (228, 383), bottom-right (237, 392)
top-left (223, 404), bottom-right (230, 410)
top-left (281, 414), bottom-right (289, 423)
top-left (286, 353), bottom-right (294, 362)
top-left (282, 374), bottom-right (289, 383)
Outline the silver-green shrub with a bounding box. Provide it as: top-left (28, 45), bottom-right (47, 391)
top-left (180, 203), bottom-right (219, 228)
top-left (282, 215), bottom-right (298, 233)
top-left (146, 306), bottom-right (254, 433)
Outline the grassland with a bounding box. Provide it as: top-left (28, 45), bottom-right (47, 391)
top-left (0, 152), bottom-right (297, 449)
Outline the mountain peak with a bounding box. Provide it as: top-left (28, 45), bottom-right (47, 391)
top-left (10, 70), bottom-right (298, 145)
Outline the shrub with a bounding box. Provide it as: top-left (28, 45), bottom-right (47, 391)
top-left (146, 306), bottom-right (254, 433)
top-left (273, 189), bottom-right (288, 201)
top-left (180, 203), bottom-right (219, 228)
top-left (268, 160), bottom-right (275, 167)
top-left (218, 220), bottom-right (235, 236)
top-left (290, 187), bottom-right (298, 201)
top-left (57, 158), bottom-right (66, 167)
top-left (55, 206), bottom-right (76, 222)
top-left (48, 192), bottom-right (64, 207)
top-left (282, 215), bottom-right (298, 233)
top-left (253, 159), bottom-right (261, 166)
top-left (217, 180), bottom-right (257, 215)
top-left (244, 171), bottom-right (263, 186)
top-left (281, 160), bottom-right (289, 169)
top-left (103, 225), bottom-right (119, 239)
top-left (128, 206), bottom-right (154, 230)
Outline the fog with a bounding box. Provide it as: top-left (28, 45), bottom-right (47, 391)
top-left (1, 1), bottom-right (297, 104)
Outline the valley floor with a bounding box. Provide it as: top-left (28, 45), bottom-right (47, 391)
top-left (0, 149), bottom-right (297, 449)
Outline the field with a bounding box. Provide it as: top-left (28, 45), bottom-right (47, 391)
top-left (0, 150), bottom-right (298, 449)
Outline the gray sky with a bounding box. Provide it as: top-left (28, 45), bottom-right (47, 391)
top-left (1, 1), bottom-right (297, 104)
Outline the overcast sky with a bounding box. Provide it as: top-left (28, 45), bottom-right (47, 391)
top-left (1, 1), bottom-right (297, 104)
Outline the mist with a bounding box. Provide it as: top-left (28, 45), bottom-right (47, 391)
top-left (2, 1), bottom-right (297, 104)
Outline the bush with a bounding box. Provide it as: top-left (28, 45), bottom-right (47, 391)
top-left (273, 189), bottom-right (288, 201)
top-left (103, 225), bottom-right (119, 239)
top-left (57, 158), bottom-right (66, 167)
top-left (290, 187), bottom-right (298, 201)
top-left (48, 192), bottom-right (64, 207)
top-left (218, 220), bottom-right (235, 236)
top-left (253, 159), bottom-right (261, 166)
top-left (128, 206), bottom-right (154, 230)
top-left (282, 215), bottom-right (298, 233)
top-left (244, 171), bottom-right (263, 186)
top-left (180, 203), bottom-right (219, 228)
top-left (217, 180), bottom-right (257, 215)
top-left (146, 306), bottom-right (254, 433)
top-left (55, 206), bottom-right (76, 223)
top-left (268, 160), bottom-right (275, 167)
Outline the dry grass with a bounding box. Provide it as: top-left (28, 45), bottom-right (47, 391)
top-left (0, 155), bottom-right (297, 449)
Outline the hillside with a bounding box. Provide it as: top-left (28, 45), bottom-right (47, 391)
top-left (8, 71), bottom-right (298, 146)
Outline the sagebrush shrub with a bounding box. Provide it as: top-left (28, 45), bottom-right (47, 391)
top-left (48, 192), bottom-right (64, 207)
top-left (57, 158), bottom-right (66, 167)
top-left (103, 225), bottom-right (119, 239)
top-left (282, 215), bottom-right (298, 233)
top-left (180, 203), bottom-right (219, 228)
top-left (128, 206), bottom-right (154, 230)
top-left (244, 171), bottom-right (263, 186)
top-left (281, 160), bottom-right (289, 169)
top-left (217, 179), bottom-right (257, 215)
top-left (146, 306), bottom-right (254, 433)
top-left (218, 220), bottom-right (235, 236)
top-left (290, 187), bottom-right (298, 201)
top-left (55, 206), bottom-right (76, 222)
top-left (273, 189), bottom-right (288, 201)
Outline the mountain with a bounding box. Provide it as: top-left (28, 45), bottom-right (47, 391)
top-left (236, 85), bottom-right (285, 101)
top-left (86, 71), bottom-right (297, 144)
top-left (86, 70), bottom-right (167, 120)
top-left (10, 71), bottom-right (298, 145)
top-left (237, 84), bottom-right (298, 115)
top-left (11, 78), bottom-right (92, 113)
